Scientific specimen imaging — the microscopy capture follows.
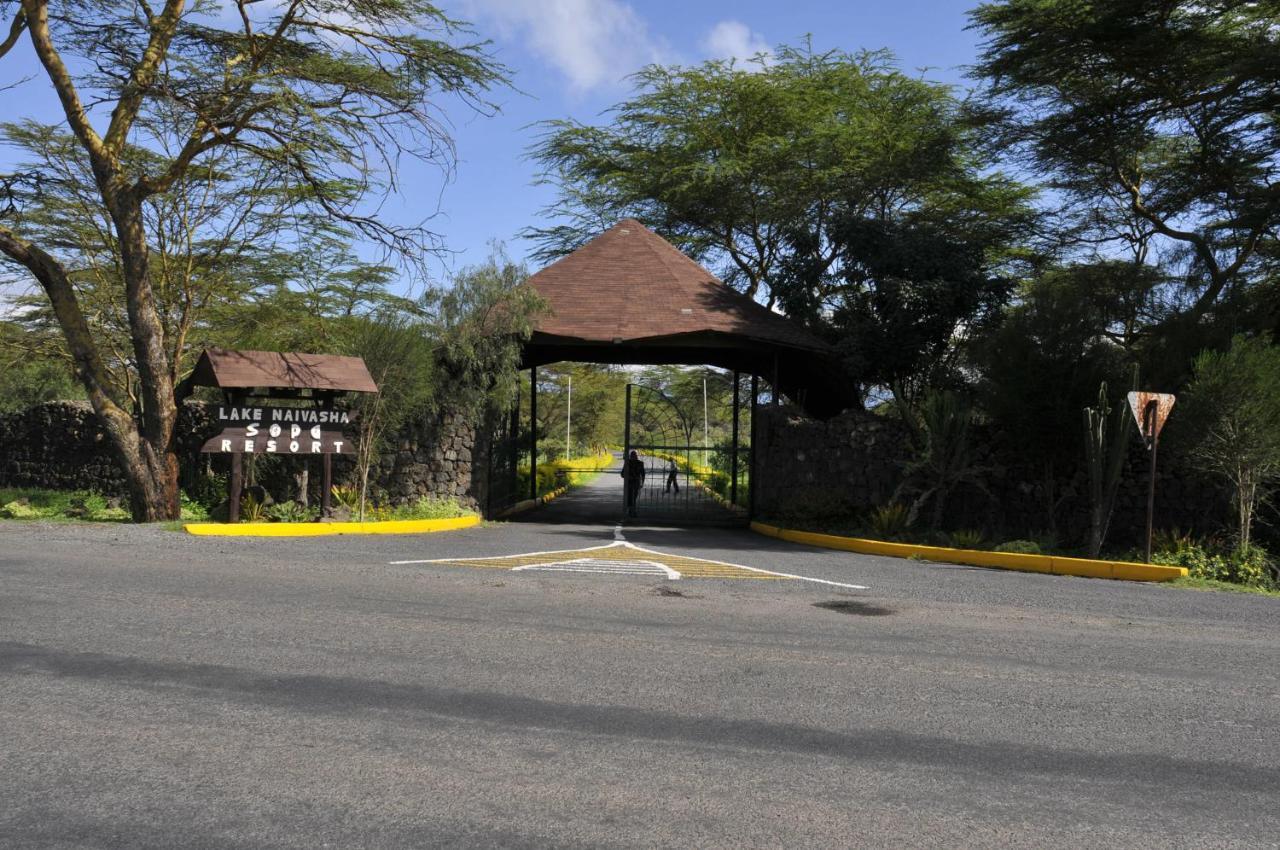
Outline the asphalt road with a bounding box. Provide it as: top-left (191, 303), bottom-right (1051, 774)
top-left (2, 512), bottom-right (1278, 849)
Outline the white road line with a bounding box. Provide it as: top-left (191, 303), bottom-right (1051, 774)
top-left (389, 541), bottom-right (868, 589)
top-left (716, 564), bottom-right (868, 590)
top-left (390, 541), bottom-right (630, 565)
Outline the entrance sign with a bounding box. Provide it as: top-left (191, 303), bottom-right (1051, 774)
top-left (200, 426), bottom-right (353, 455)
top-left (187, 348), bottom-right (377, 522)
top-left (1127, 391), bottom-right (1176, 564)
top-left (1128, 392), bottom-right (1175, 444)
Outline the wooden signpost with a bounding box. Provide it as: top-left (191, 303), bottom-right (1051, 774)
top-left (187, 348), bottom-right (377, 523)
top-left (1128, 391), bottom-right (1176, 563)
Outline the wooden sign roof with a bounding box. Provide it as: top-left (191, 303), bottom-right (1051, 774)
top-left (527, 219), bottom-right (829, 352)
top-left (189, 348), bottom-right (378, 393)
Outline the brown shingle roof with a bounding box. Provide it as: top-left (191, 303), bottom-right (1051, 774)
top-left (527, 219), bottom-right (828, 352)
top-left (189, 348), bottom-right (378, 393)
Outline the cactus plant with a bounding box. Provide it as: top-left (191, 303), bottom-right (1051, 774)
top-left (1082, 369), bottom-right (1136, 557)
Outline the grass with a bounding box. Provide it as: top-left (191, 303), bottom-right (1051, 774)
top-left (1166, 576), bottom-right (1280, 598)
top-left (0, 487), bottom-right (132, 522)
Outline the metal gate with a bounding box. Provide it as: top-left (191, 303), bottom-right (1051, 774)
top-left (484, 403), bottom-right (521, 519)
top-left (622, 382), bottom-right (749, 526)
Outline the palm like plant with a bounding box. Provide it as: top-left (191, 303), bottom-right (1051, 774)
top-left (894, 391), bottom-right (991, 530)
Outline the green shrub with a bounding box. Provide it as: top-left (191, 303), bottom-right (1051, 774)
top-left (0, 499), bottom-right (45, 519)
top-left (264, 500), bottom-right (314, 523)
top-left (1153, 542), bottom-right (1274, 587)
top-left (391, 496), bottom-right (470, 520)
top-left (994, 539), bottom-right (1042, 555)
top-left (867, 504), bottom-right (912, 540)
top-left (179, 493), bottom-right (209, 522)
top-left (949, 529), bottom-right (987, 550)
top-left (240, 492), bottom-right (268, 522)
top-left (330, 485), bottom-right (360, 512)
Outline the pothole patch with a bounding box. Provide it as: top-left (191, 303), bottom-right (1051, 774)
top-left (814, 600), bottom-right (894, 617)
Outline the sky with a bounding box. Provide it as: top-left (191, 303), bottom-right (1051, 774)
top-left (0, 0), bottom-right (985, 288)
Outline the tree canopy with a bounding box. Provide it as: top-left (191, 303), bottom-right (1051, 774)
top-left (0, 0), bottom-right (507, 520)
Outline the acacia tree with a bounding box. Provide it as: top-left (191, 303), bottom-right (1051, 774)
top-left (527, 43), bottom-right (1031, 308)
top-left (971, 0), bottom-right (1280, 319)
top-left (0, 1), bottom-right (504, 520)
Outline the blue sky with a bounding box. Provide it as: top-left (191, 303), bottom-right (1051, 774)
top-left (432, 0), bottom-right (983, 275)
top-left (0, 1), bottom-right (984, 286)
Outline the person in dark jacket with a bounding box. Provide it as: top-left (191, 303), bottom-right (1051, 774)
top-left (621, 450), bottom-right (645, 517)
top-left (665, 458), bottom-right (680, 494)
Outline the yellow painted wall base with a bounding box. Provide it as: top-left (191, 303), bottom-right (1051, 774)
top-left (185, 515), bottom-right (480, 537)
top-left (751, 522), bottom-right (1187, 582)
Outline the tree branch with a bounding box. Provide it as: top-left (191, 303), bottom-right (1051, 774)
top-left (20, 0), bottom-right (109, 170)
top-left (0, 222), bottom-right (126, 420)
top-left (0, 7), bottom-right (26, 59)
top-left (103, 0), bottom-right (186, 158)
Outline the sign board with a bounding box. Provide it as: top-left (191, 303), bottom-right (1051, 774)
top-left (1128, 391), bottom-right (1176, 442)
top-left (200, 404), bottom-right (356, 454)
top-left (201, 425), bottom-right (353, 455)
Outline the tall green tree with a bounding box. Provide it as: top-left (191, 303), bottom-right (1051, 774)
top-left (0, 0), bottom-right (505, 520)
top-left (528, 43), bottom-right (1033, 310)
top-left (1183, 335), bottom-right (1280, 551)
top-left (971, 0), bottom-right (1280, 319)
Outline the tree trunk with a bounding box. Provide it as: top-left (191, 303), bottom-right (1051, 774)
top-left (110, 198), bottom-right (181, 521)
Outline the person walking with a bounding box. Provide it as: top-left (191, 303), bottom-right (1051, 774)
top-left (665, 458), bottom-right (680, 494)
top-left (621, 450), bottom-right (645, 518)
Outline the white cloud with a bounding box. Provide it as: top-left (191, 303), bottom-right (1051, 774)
top-left (463, 0), bottom-right (672, 94)
top-left (701, 20), bottom-right (771, 66)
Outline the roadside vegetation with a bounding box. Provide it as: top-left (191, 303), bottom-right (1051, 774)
top-left (517, 451), bottom-right (614, 500)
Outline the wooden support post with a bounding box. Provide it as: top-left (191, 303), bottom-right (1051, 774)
top-left (731, 371), bottom-right (740, 506)
top-left (529, 366), bottom-right (538, 501)
top-left (624, 383), bottom-right (633, 520)
top-left (321, 453), bottom-right (332, 518)
top-left (228, 452), bottom-right (243, 524)
top-left (749, 374), bottom-right (759, 520)
top-left (772, 353), bottom-right (780, 407)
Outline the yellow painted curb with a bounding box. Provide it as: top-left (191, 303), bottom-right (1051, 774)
top-left (496, 485), bottom-right (571, 519)
top-left (750, 522), bottom-right (1188, 582)
top-left (185, 515), bottom-right (481, 537)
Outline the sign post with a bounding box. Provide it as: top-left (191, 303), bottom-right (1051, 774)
top-left (1128, 391), bottom-right (1176, 563)
top-left (186, 348), bottom-right (377, 524)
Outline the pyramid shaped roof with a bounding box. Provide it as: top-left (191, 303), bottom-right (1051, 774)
top-left (522, 219), bottom-right (857, 418)
top-left (527, 219), bottom-right (828, 352)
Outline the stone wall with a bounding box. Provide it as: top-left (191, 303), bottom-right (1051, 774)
top-left (0, 401), bottom-right (483, 510)
top-left (376, 409), bottom-right (482, 512)
top-left (752, 406), bottom-right (911, 519)
top-left (752, 405), bottom-right (1232, 548)
top-left (0, 402), bottom-right (130, 493)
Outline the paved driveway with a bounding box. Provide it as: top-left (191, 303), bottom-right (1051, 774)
top-left (1, 517), bottom-right (1278, 848)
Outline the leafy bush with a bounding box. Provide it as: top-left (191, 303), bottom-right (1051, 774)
top-left (0, 489), bottom-right (130, 521)
top-left (949, 529), bottom-right (987, 550)
top-left (391, 496), bottom-right (470, 520)
top-left (330, 485), bottom-right (360, 512)
top-left (994, 539), bottom-right (1042, 555)
top-left (1153, 542), bottom-right (1274, 587)
top-left (867, 504), bottom-right (912, 540)
top-left (240, 492), bottom-right (268, 522)
top-left (264, 500), bottom-right (314, 523)
top-left (0, 499), bottom-right (43, 519)
top-left (183, 473), bottom-right (228, 510)
top-left (180, 493), bottom-right (209, 521)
